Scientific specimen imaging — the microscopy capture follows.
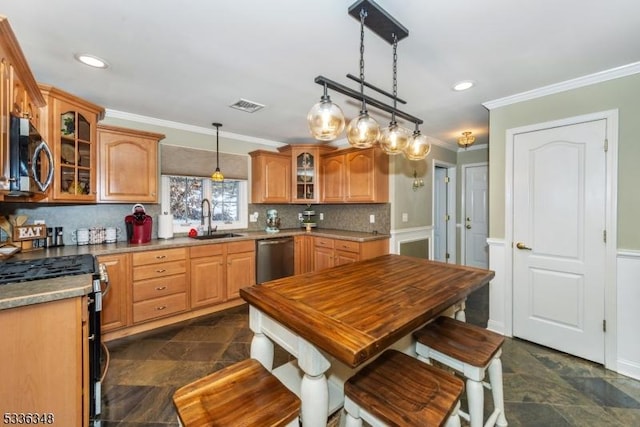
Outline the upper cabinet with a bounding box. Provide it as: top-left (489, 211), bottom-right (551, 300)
top-left (97, 124), bottom-right (165, 203)
top-left (321, 147), bottom-right (389, 203)
top-left (249, 150), bottom-right (291, 203)
top-left (39, 84), bottom-right (105, 202)
top-left (278, 144), bottom-right (336, 204)
top-left (0, 17), bottom-right (47, 197)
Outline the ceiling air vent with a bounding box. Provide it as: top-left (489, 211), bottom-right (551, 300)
top-left (229, 98), bottom-right (265, 113)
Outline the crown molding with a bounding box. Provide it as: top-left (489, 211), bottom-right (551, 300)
top-left (483, 61), bottom-right (640, 110)
top-left (104, 109), bottom-right (285, 147)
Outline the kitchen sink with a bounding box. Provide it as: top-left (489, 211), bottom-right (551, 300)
top-left (190, 233), bottom-right (244, 240)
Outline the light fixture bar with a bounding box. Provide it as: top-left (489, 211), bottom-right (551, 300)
top-left (315, 75), bottom-right (422, 125)
top-left (346, 73), bottom-right (407, 104)
top-left (347, 0), bottom-right (408, 44)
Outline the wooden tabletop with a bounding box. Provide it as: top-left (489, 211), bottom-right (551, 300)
top-left (240, 254), bottom-right (495, 368)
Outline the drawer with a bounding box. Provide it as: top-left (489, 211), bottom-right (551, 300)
top-left (133, 275), bottom-right (187, 302)
top-left (314, 237), bottom-right (334, 249)
top-left (227, 240), bottom-right (255, 254)
top-left (190, 244), bottom-right (224, 258)
top-left (133, 292), bottom-right (188, 323)
top-left (334, 239), bottom-right (360, 253)
top-left (133, 260), bottom-right (186, 281)
top-left (132, 248), bottom-right (187, 266)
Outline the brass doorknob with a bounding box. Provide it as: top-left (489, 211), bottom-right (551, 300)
top-left (516, 242), bottom-right (532, 250)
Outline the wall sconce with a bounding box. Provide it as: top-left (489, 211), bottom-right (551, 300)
top-left (412, 170), bottom-right (424, 191)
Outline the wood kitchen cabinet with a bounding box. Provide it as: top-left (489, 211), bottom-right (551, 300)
top-left (249, 150), bottom-right (291, 203)
top-left (97, 253), bottom-right (131, 332)
top-left (0, 17), bottom-right (46, 198)
top-left (97, 124), bottom-right (165, 203)
top-left (190, 244), bottom-right (225, 308)
top-left (39, 84), bottom-right (105, 202)
top-left (312, 236), bottom-right (389, 272)
top-left (321, 147), bottom-right (389, 203)
top-left (0, 296), bottom-right (89, 426)
top-left (294, 234), bottom-right (312, 275)
top-left (278, 144), bottom-right (336, 204)
top-left (190, 240), bottom-right (255, 306)
top-left (131, 248), bottom-right (188, 323)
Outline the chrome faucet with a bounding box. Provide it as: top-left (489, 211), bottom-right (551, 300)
top-left (201, 198), bottom-right (212, 235)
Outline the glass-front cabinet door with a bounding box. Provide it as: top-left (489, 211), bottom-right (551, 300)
top-left (279, 144), bottom-right (337, 204)
top-left (40, 85), bottom-right (104, 202)
top-left (56, 107), bottom-right (95, 201)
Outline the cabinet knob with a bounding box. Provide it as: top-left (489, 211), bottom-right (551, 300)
top-left (156, 269), bottom-right (166, 273)
top-left (155, 286), bottom-right (167, 291)
top-left (155, 305), bottom-right (167, 311)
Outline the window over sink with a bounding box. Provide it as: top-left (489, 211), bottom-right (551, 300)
top-left (161, 175), bottom-right (248, 233)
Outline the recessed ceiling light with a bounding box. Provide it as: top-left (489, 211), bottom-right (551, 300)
top-left (453, 80), bottom-right (475, 91)
top-left (74, 53), bottom-right (109, 69)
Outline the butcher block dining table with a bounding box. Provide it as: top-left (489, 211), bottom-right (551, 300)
top-left (240, 254), bottom-right (495, 426)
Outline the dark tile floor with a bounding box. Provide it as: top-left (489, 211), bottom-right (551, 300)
top-left (101, 286), bottom-right (640, 426)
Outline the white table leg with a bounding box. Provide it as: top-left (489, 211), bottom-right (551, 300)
top-left (300, 372), bottom-right (329, 427)
top-left (250, 332), bottom-right (274, 371)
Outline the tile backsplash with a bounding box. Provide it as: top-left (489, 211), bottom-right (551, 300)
top-left (0, 202), bottom-right (390, 243)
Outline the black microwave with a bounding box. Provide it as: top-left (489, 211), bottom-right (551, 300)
top-left (6, 114), bottom-right (54, 197)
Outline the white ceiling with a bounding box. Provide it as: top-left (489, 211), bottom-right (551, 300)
top-left (2, 0), bottom-right (639, 150)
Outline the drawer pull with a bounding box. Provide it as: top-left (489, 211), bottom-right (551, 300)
top-left (156, 305), bottom-right (167, 311)
top-left (156, 255), bottom-right (167, 259)
top-left (155, 286), bottom-right (167, 291)
top-left (156, 269), bottom-right (166, 273)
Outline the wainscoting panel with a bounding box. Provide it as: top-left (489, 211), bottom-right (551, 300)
top-left (618, 250), bottom-right (640, 380)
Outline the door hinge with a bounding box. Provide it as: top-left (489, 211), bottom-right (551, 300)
top-left (444, 176), bottom-right (450, 183)
top-left (445, 253), bottom-right (450, 260)
top-left (445, 214), bottom-right (450, 221)
top-left (603, 230), bottom-right (607, 243)
top-left (603, 319), bottom-right (607, 332)
top-left (604, 138), bottom-right (609, 152)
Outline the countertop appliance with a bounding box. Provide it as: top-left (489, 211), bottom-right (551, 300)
top-left (124, 203), bottom-right (152, 244)
top-left (256, 237), bottom-right (294, 284)
top-left (0, 254), bottom-right (109, 425)
top-left (265, 208), bottom-right (281, 233)
top-left (5, 114), bottom-right (54, 196)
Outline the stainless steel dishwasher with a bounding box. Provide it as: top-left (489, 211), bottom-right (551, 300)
top-left (256, 237), bottom-right (294, 284)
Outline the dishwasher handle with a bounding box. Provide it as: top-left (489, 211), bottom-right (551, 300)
top-left (257, 238), bottom-right (292, 245)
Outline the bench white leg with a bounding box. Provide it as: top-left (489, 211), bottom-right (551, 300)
top-left (466, 377), bottom-right (484, 427)
top-left (300, 372), bottom-right (329, 427)
top-left (444, 401), bottom-right (462, 427)
top-left (489, 358), bottom-right (508, 427)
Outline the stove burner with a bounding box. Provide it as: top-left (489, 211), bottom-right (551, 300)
top-left (0, 254), bottom-right (96, 285)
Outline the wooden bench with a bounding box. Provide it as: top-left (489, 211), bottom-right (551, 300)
top-left (344, 350), bottom-right (464, 426)
top-left (414, 316), bottom-right (508, 427)
top-left (172, 358), bottom-right (300, 427)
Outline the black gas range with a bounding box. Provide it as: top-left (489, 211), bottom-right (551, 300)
top-left (0, 254), bottom-right (97, 285)
top-left (0, 253), bottom-right (107, 425)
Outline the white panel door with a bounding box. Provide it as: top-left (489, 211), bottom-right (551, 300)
top-left (464, 164), bottom-right (488, 268)
top-left (513, 119), bottom-right (606, 363)
top-left (433, 166), bottom-right (448, 262)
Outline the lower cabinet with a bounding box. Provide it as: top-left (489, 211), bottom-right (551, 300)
top-left (131, 248), bottom-right (188, 323)
top-left (98, 253), bottom-right (131, 332)
top-left (294, 234), bottom-right (313, 275)
top-left (0, 296), bottom-right (88, 426)
top-left (190, 240), bottom-right (255, 307)
top-left (313, 236), bottom-right (389, 272)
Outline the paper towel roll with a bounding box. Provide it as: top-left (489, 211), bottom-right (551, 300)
top-left (158, 213), bottom-right (174, 239)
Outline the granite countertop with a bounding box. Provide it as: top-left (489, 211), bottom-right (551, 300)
top-left (0, 228), bottom-right (389, 310)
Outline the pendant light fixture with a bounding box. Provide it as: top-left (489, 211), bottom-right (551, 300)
top-left (404, 123), bottom-right (432, 160)
top-left (345, 8), bottom-right (380, 149)
top-left (379, 34), bottom-right (410, 155)
top-left (307, 83), bottom-right (345, 141)
top-left (307, 0), bottom-right (431, 161)
top-left (211, 122), bottom-right (224, 182)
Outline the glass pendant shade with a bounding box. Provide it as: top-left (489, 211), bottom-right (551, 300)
top-left (379, 122), bottom-right (410, 155)
top-left (346, 112), bottom-right (380, 148)
top-left (307, 96), bottom-right (345, 141)
top-left (211, 168), bottom-right (224, 182)
top-left (404, 131), bottom-right (431, 160)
